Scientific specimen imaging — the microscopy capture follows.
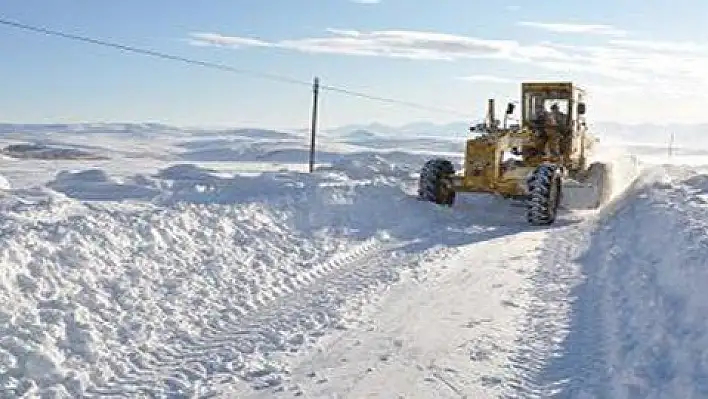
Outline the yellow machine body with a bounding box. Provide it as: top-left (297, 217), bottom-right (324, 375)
top-left (451, 81), bottom-right (598, 197)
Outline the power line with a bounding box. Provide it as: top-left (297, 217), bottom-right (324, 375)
top-left (0, 17), bottom-right (311, 88)
top-left (0, 16), bottom-right (470, 118)
top-left (322, 85), bottom-right (469, 117)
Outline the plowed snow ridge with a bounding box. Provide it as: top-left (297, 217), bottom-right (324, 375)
top-left (500, 163), bottom-right (708, 399)
top-left (0, 139), bottom-right (472, 397)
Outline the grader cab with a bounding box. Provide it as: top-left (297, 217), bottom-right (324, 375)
top-left (417, 81), bottom-right (611, 225)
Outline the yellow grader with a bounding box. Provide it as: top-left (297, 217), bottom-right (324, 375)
top-left (417, 81), bottom-right (611, 225)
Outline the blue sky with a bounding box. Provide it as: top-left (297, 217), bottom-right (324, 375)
top-left (2, 0), bottom-right (708, 129)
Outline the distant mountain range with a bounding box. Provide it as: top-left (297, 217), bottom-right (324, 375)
top-left (1, 121), bottom-right (705, 147)
top-left (323, 121), bottom-right (707, 147)
top-left (321, 121), bottom-right (472, 138)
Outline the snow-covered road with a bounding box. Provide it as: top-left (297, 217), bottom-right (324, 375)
top-left (1, 123), bottom-right (707, 398)
top-left (246, 228), bottom-right (546, 398)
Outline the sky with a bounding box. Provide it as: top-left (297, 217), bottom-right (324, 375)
top-left (2, 0), bottom-right (708, 130)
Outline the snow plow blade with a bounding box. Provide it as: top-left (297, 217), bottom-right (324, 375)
top-left (561, 180), bottom-right (605, 209)
top-left (560, 162), bottom-right (612, 210)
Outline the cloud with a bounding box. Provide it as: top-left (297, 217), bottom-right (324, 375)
top-left (518, 21), bottom-right (628, 36)
top-left (187, 28), bottom-right (708, 97)
top-left (608, 39), bottom-right (708, 53)
top-left (530, 40), bottom-right (708, 97)
top-left (459, 75), bottom-right (514, 83)
top-left (281, 30), bottom-right (520, 60)
top-left (350, 0), bottom-right (381, 3)
top-left (188, 32), bottom-right (272, 48)
top-left (190, 29), bottom-right (534, 61)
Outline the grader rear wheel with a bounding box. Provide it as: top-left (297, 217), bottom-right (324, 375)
top-left (418, 158), bottom-right (456, 206)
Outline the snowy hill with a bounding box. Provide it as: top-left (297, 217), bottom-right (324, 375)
top-left (323, 121), bottom-right (472, 138)
top-left (1, 122), bottom-right (708, 397)
top-left (326, 120), bottom-right (708, 146)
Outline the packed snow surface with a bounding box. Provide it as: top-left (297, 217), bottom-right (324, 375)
top-left (0, 122), bottom-right (707, 398)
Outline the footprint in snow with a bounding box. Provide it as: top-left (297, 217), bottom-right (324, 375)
top-left (462, 318), bottom-right (493, 329)
top-left (469, 348), bottom-right (493, 362)
top-left (501, 300), bottom-right (520, 308)
top-left (462, 320), bottom-right (481, 329)
top-left (480, 375), bottom-right (503, 387)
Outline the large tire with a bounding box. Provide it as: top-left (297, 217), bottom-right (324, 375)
top-left (418, 158), bottom-right (456, 206)
top-left (526, 163), bottom-right (562, 225)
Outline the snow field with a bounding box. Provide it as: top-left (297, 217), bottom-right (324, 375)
top-left (251, 230), bottom-right (548, 398)
top-left (0, 133), bottom-right (483, 397)
top-left (2, 122), bottom-right (708, 398)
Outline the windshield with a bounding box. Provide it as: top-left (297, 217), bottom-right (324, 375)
top-left (525, 92), bottom-right (571, 126)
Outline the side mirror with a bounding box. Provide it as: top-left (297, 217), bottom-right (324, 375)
top-left (577, 102), bottom-right (586, 115)
top-left (505, 102), bottom-right (515, 115)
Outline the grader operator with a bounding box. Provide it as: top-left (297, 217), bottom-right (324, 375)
top-left (527, 96), bottom-right (573, 164)
top-left (417, 81), bottom-right (610, 225)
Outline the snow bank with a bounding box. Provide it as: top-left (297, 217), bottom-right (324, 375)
top-left (1, 143), bottom-right (107, 160)
top-left (0, 174), bottom-right (10, 190)
top-left (0, 145), bottom-right (457, 397)
top-left (534, 165), bottom-right (708, 398)
top-left (46, 169), bottom-right (160, 201)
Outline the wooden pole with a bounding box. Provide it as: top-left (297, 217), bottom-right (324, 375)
top-left (668, 131), bottom-right (674, 158)
top-left (309, 77), bottom-right (320, 173)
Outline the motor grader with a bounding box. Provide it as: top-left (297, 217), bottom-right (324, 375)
top-left (417, 81), bottom-right (611, 225)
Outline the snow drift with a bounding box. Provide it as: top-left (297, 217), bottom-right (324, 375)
top-left (0, 128), bottom-right (500, 397)
top-left (497, 163), bottom-right (708, 399)
top-left (0, 152), bottom-right (426, 397)
top-left (554, 165), bottom-right (708, 398)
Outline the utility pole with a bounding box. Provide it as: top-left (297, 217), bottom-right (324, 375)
top-left (309, 77), bottom-right (320, 173)
top-left (668, 131), bottom-right (674, 158)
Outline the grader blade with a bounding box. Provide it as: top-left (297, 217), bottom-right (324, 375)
top-left (560, 162), bottom-right (612, 210)
top-left (560, 179), bottom-right (605, 209)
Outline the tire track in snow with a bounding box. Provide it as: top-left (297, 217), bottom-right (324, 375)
top-left (0, 160), bottom-right (453, 398)
top-left (83, 235), bottom-right (422, 397)
top-left (536, 168), bottom-right (708, 398)
top-left (500, 174), bottom-right (650, 398)
top-left (499, 221), bottom-right (590, 398)
top-left (257, 226), bottom-right (547, 399)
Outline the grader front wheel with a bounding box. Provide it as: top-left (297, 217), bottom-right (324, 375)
top-left (526, 163), bottom-right (562, 225)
